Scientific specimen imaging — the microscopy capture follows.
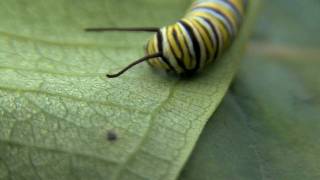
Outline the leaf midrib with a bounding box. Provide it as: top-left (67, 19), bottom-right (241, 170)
top-left (112, 80), bottom-right (179, 180)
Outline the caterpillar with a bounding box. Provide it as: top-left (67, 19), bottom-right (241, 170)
top-left (85, 0), bottom-right (248, 78)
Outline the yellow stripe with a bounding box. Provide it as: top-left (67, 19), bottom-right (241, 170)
top-left (152, 35), bottom-right (162, 68)
top-left (146, 39), bottom-right (155, 67)
top-left (163, 26), bottom-right (183, 73)
top-left (148, 36), bottom-right (162, 69)
top-left (189, 11), bottom-right (231, 48)
top-left (167, 26), bottom-right (183, 60)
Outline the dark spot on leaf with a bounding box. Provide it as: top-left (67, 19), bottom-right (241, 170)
top-left (107, 130), bottom-right (118, 142)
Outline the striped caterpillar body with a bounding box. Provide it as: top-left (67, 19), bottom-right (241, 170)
top-left (85, 0), bottom-right (248, 78)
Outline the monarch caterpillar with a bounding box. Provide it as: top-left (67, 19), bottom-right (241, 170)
top-left (86, 0), bottom-right (248, 78)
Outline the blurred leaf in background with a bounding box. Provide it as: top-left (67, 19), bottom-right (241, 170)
top-left (0, 0), bottom-right (258, 180)
top-left (180, 0), bottom-right (320, 179)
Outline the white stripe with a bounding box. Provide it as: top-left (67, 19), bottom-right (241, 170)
top-left (161, 27), bottom-right (184, 73)
top-left (177, 22), bottom-right (197, 70)
top-left (188, 17), bottom-right (207, 69)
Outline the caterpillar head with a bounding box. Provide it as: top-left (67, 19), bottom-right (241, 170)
top-left (145, 30), bottom-right (172, 72)
top-left (145, 27), bottom-right (187, 74)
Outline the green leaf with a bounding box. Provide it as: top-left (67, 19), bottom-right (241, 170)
top-left (0, 0), bottom-right (258, 180)
top-left (180, 0), bottom-right (320, 179)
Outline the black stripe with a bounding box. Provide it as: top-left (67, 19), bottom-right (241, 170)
top-left (202, 17), bottom-right (220, 60)
top-left (156, 31), bottom-right (177, 73)
top-left (170, 29), bottom-right (188, 71)
top-left (194, 7), bottom-right (235, 38)
top-left (193, 18), bottom-right (212, 63)
top-left (157, 31), bottom-right (163, 52)
top-left (179, 20), bottom-right (201, 72)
